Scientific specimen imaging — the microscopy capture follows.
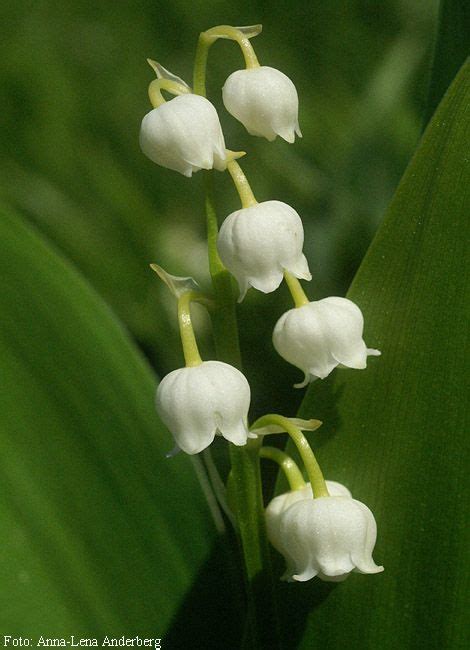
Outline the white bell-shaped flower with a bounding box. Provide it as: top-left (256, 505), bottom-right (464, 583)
top-left (268, 493), bottom-right (383, 582)
top-left (266, 482), bottom-right (351, 581)
top-left (140, 94), bottom-right (227, 177)
top-left (217, 200), bottom-right (311, 300)
top-left (266, 481), bottom-right (352, 580)
top-left (222, 66), bottom-right (301, 143)
top-left (273, 297), bottom-right (381, 386)
top-left (155, 360), bottom-right (252, 454)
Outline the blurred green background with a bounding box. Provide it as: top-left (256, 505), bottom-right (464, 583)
top-left (0, 0), bottom-right (440, 419)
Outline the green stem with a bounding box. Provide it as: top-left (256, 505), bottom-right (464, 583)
top-left (202, 448), bottom-right (236, 528)
top-left (177, 291), bottom-right (203, 367)
top-left (148, 79), bottom-right (191, 108)
top-left (190, 455), bottom-right (225, 534)
top-left (205, 25), bottom-right (260, 68)
top-left (193, 32), bottom-right (212, 97)
top-left (252, 415), bottom-right (329, 498)
top-left (284, 270), bottom-right (310, 308)
top-left (193, 25), bottom-right (260, 95)
top-left (259, 446), bottom-right (306, 491)
top-left (202, 171), bottom-right (279, 648)
top-left (193, 29), bottom-right (278, 646)
top-left (227, 160), bottom-right (258, 208)
top-left (203, 172), bottom-right (242, 363)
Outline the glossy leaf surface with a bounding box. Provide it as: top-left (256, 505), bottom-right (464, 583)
top-left (281, 60), bottom-right (469, 650)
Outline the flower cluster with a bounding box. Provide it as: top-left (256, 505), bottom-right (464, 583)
top-left (141, 25), bottom-right (382, 584)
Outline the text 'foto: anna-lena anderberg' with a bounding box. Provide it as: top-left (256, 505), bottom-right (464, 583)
top-left (3, 637), bottom-right (162, 649)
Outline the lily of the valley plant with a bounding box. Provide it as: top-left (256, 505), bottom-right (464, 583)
top-left (140, 21), bottom-right (383, 633)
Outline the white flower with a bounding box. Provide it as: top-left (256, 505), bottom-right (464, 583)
top-left (155, 360), bottom-right (252, 454)
top-left (222, 66), bottom-right (301, 143)
top-left (217, 200), bottom-right (311, 300)
top-left (140, 94), bottom-right (227, 177)
top-left (267, 492), bottom-right (383, 582)
top-left (273, 297), bottom-right (381, 386)
top-left (266, 481), bottom-right (352, 579)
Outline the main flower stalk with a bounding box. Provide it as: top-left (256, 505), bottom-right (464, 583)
top-left (193, 35), bottom-right (279, 649)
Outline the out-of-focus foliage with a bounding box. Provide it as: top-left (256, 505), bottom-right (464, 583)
top-left (0, 208), bottom-right (216, 637)
top-left (423, 0), bottom-right (470, 124)
top-left (0, 0), bottom-right (438, 416)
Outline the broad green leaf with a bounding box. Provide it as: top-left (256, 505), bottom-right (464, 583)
top-left (0, 210), bottom-right (215, 636)
top-left (281, 60), bottom-right (469, 648)
top-left (424, 0), bottom-right (470, 126)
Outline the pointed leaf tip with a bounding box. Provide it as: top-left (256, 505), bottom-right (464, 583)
top-left (146, 60), bottom-right (190, 89)
top-left (150, 263), bottom-right (200, 298)
top-left (147, 58), bottom-right (159, 74)
top-left (235, 24), bottom-right (263, 38)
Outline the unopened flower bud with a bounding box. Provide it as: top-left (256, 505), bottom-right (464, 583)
top-left (156, 360), bottom-right (252, 454)
top-left (217, 200), bottom-right (311, 300)
top-left (140, 94), bottom-right (227, 177)
top-left (222, 66), bottom-right (301, 143)
top-left (267, 491), bottom-right (383, 582)
top-left (273, 297), bottom-right (380, 386)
